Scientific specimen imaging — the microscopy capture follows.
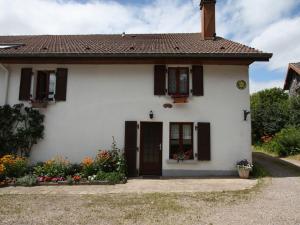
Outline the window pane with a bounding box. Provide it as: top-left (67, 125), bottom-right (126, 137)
top-left (179, 69), bottom-right (188, 94)
top-left (183, 124), bottom-right (192, 139)
top-left (183, 124), bottom-right (193, 159)
top-left (168, 69), bottom-right (177, 94)
top-left (170, 124), bottom-right (179, 139)
top-left (48, 73), bottom-right (56, 100)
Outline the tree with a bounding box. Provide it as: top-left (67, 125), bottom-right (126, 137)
top-left (289, 96), bottom-right (300, 127)
top-left (251, 88), bottom-right (289, 143)
top-left (0, 104), bottom-right (44, 157)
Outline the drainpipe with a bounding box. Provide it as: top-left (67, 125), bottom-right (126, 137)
top-left (0, 64), bottom-right (9, 105)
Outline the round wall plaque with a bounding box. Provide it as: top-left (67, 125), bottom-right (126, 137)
top-left (236, 80), bottom-right (247, 90)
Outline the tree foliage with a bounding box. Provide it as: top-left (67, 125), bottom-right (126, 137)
top-left (0, 104), bottom-right (44, 157)
top-left (251, 88), bottom-right (290, 143)
top-left (289, 96), bottom-right (300, 127)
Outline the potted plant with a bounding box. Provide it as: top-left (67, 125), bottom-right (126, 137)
top-left (236, 160), bottom-right (253, 179)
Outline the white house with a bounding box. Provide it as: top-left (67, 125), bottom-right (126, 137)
top-left (0, 0), bottom-right (272, 176)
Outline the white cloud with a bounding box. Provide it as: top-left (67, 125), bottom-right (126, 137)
top-left (251, 17), bottom-right (300, 70)
top-left (217, 0), bottom-right (298, 43)
top-left (250, 79), bottom-right (284, 94)
top-left (0, 0), bottom-right (199, 35)
top-left (215, 0), bottom-right (300, 77)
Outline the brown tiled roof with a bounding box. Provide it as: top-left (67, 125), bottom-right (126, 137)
top-left (0, 33), bottom-right (272, 60)
top-left (291, 62), bottom-right (300, 72)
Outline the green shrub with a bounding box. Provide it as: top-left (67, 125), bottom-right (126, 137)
top-left (272, 127), bottom-right (300, 156)
top-left (94, 137), bottom-right (126, 173)
top-left (33, 156), bottom-right (71, 177)
top-left (81, 163), bottom-right (96, 178)
top-left (95, 171), bottom-right (126, 184)
top-left (66, 175), bottom-right (73, 185)
top-left (1, 155), bottom-right (28, 178)
top-left (251, 163), bottom-right (269, 178)
top-left (16, 175), bottom-right (37, 186)
top-left (259, 140), bottom-right (281, 154)
top-left (68, 164), bottom-right (82, 176)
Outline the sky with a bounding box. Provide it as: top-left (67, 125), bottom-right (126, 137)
top-left (0, 0), bottom-right (299, 93)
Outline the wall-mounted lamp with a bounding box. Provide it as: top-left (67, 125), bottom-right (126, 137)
top-left (243, 110), bottom-right (250, 121)
top-left (149, 110), bottom-right (154, 119)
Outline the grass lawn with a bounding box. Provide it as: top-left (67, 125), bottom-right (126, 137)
top-left (287, 154), bottom-right (300, 161)
top-left (0, 182), bottom-right (265, 225)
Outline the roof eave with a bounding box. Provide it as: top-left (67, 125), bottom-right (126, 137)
top-left (0, 52), bottom-right (273, 61)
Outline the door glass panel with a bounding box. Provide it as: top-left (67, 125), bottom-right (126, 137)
top-left (143, 124), bottom-right (160, 163)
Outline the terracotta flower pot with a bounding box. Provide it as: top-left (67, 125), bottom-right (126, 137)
top-left (238, 168), bottom-right (250, 179)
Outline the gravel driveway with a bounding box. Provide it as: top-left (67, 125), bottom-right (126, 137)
top-left (206, 152), bottom-right (300, 225)
top-left (0, 152), bottom-right (299, 225)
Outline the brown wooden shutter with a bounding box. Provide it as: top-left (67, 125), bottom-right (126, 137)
top-left (192, 65), bottom-right (204, 96)
top-left (154, 65), bottom-right (166, 95)
top-left (36, 71), bottom-right (49, 101)
top-left (197, 122), bottom-right (211, 160)
top-left (124, 121), bottom-right (138, 177)
top-left (19, 68), bottom-right (32, 101)
top-left (55, 68), bottom-right (68, 101)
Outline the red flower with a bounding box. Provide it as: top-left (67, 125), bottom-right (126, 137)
top-left (73, 175), bottom-right (81, 182)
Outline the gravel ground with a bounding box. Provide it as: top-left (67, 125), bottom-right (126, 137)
top-left (0, 152), bottom-right (299, 225)
top-left (0, 178), bottom-right (256, 195)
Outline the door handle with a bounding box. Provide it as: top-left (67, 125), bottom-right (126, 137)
top-left (159, 144), bottom-right (162, 151)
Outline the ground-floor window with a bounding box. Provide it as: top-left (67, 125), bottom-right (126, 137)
top-left (169, 122), bottom-right (193, 160)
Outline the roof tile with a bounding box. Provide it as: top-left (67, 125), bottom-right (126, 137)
top-left (0, 33), bottom-right (272, 59)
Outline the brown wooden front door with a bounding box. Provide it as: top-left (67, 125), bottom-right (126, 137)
top-left (140, 122), bottom-right (163, 176)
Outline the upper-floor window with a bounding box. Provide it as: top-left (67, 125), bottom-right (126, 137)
top-left (168, 67), bottom-right (189, 96)
top-left (35, 71), bottom-right (56, 101)
top-left (19, 67), bottom-right (68, 102)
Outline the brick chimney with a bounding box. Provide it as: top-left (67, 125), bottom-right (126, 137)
top-left (200, 0), bottom-right (216, 40)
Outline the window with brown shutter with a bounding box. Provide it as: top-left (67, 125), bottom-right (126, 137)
top-left (192, 65), bottom-right (204, 96)
top-left (154, 65), bottom-right (166, 95)
top-left (124, 121), bottom-right (138, 177)
top-left (23, 68), bottom-right (68, 103)
top-left (19, 68), bottom-right (32, 101)
top-left (197, 122), bottom-right (211, 160)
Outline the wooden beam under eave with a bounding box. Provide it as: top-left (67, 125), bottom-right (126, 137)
top-left (0, 57), bottom-right (255, 65)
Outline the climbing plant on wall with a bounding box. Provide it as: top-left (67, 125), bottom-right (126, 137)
top-left (0, 104), bottom-right (44, 157)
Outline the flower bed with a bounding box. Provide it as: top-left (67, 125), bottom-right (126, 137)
top-left (0, 138), bottom-right (127, 187)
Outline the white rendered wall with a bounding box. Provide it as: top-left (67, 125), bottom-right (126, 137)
top-left (4, 64), bottom-right (251, 174)
top-left (0, 65), bottom-right (8, 105)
